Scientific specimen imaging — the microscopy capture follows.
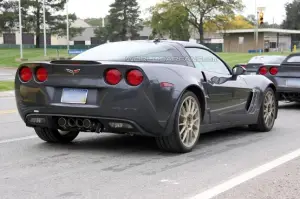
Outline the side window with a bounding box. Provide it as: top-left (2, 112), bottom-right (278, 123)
top-left (185, 48), bottom-right (230, 75)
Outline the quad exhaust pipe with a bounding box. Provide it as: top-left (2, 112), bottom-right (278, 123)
top-left (83, 119), bottom-right (92, 128)
top-left (76, 119), bottom-right (84, 128)
top-left (67, 118), bottom-right (76, 127)
top-left (58, 117), bottom-right (94, 129)
top-left (58, 117), bottom-right (67, 127)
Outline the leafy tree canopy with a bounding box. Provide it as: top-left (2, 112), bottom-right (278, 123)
top-left (149, 2), bottom-right (190, 41)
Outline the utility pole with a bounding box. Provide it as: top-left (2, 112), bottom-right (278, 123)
top-left (43, 0), bottom-right (47, 57)
top-left (66, 0), bottom-right (69, 52)
top-left (18, 0), bottom-right (23, 59)
top-left (255, 0), bottom-right (258, 51)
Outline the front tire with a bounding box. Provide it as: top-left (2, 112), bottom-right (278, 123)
top-left (34, 127), bottom-right (79, 143)
top-left (249, 87), bottom-right (278, 132)
top-left (156, 91), bottom-right (201, 153)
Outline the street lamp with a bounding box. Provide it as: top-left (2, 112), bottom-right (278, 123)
top-left (18, 0), bottom-right (23, 59)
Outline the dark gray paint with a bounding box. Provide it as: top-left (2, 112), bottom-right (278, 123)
top-left (255, 53), bottom-right (300, 101)
top-left (14, 40), bottom-right (276, 137)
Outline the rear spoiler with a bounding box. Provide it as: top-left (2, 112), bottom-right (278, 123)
top-left (50, 60), bottom-right (101, 65)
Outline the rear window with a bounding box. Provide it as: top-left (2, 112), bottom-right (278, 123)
top-left (286, 56), bottom-right (300, 62)
top-left (72, 41), bottom-right (187, 65)
top-left (248, 56), bottom-right (286, 64)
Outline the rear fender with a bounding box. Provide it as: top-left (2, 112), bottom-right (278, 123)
top-left (163, 84), bottom-right (208, 136)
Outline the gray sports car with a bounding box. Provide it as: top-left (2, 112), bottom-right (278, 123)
top-left (14, 40), bottom-right (278, 153)
top-left (243, 55), bottom-right (287, 75)
top-left (256, 53), bottom-right (300, 102)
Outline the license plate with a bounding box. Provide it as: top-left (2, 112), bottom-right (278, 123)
top-left (248, 72), bottom-right (256, 75)
top-left (61, 88), bottom-right (88, 104)
top-left (287, 79), bottom-right (300, 87)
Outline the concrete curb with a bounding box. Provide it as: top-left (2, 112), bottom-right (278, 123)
top-left (0, 90), bottom-right (15, 97)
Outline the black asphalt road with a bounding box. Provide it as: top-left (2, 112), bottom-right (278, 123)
top-left (1, 96), bottom-right (300, 199)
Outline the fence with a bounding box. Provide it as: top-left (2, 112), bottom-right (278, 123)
top-left (0, 44), bottom-right (98, 49)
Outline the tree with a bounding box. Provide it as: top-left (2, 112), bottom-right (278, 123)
top-left (149, 2), bottom-right (190, 41)
top-left (282, 0), bottom-right (300, 30)
top-left (17, 0), bottom-right (82, 48)
top-left (204, 15), bottom-right (253, 32)
top-left (170, 0), bottom-right (244, 44)
top-left (0, 0), bottom-right (18, 33)
top-left (94, 26), bottom-right (109, 44)
top-left (85, 17), bottom-right (108, 27)
top-left (106, 0), bottom-right (143, 41)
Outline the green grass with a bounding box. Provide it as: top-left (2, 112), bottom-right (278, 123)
top-left (0, 48), bottom-right (295, 68)
top-left (218, 52), bottom-right (292, 67)
top-left (0, 81), bottom-right (14, 91)
top-left (0, 48), bottom-right (70, 67)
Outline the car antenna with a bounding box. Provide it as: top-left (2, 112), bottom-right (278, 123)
top-left (153, 38), bottom-right (161, 43)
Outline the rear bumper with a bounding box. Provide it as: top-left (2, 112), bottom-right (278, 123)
top-left (277, 87), bottom-right (300, 101)
top-left (15, 86), bottom-right (180, 137)
top-left (25, 113), bottom-right (155, 136)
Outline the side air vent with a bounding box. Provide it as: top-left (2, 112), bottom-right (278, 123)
top-left (245, 92), bottom-right (254, 111)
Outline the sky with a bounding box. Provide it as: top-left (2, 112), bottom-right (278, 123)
top-left (68, 0), bottom-right (293, 24)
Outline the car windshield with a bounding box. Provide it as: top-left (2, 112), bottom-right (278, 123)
top-left (248, 56), bottom-right (286, 64)
top-left (72, 41), bottom-right (186, 65)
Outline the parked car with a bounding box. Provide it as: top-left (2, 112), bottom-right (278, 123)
top-left (14, 40), bottom-right (278, 153)
top-left (256, 53), bottom-right (300, 102)
top-left (242, 55), bottom-right (287, 75)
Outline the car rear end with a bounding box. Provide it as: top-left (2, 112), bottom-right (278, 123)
top-left (244, 55), bottom-right (286, 75)
top-left (14, 60), bottom-right (174, 137)
top-left (256, 55), bottom-right (300, 101)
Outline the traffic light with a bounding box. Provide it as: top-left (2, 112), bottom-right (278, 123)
top-left (259, 11), bottom-right (264, 25)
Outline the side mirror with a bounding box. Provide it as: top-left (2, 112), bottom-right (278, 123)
top-left (232, 65), bottom-right (246, 79)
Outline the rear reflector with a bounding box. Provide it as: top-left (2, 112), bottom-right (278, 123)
top-left (126, 69), bottom-right (143, 86)
top-left (19, 66), bottom-right (32, 82)
top-left (109, 122), bottom-right (133, 129)
top-left (258, 66), bottom-right (268, 75)
top-left (160, 82), bottom-right (174, 87)
top-left (105, 69), bottom-right (122, 85)
top-left (269, 67), bottom-right (278, 75)
top-left (36, 67), bottom-right (48, 82)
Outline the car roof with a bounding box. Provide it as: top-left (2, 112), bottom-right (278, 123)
top-left (104, 39), bottom-right (209, 49)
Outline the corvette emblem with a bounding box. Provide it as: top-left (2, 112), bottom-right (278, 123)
top-left (65, 69), bottom-right (80, 75)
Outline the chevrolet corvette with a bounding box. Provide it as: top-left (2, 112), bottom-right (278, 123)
top-left (14, 40), bottom-right (278, 153)
top-left (243, 55), bottom-right (286, 75)
top-left (255, 53), bottom-right (300, 102)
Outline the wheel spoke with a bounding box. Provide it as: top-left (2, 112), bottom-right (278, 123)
top-left (178, 95), bottom-right (201, 148)
top-left (180, 126), bottom-right (187, 135)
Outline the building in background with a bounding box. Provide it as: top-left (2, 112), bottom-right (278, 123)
top-left (221, 28), bottom-right (300, 53)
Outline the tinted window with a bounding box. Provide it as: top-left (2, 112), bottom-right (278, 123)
top-left (248, 56), bottom-right (286, 64)
top-left (72, 41), bottom-right (186, 65)
top-left (286, 56), bottom-right (300, 63)
top-left (185, 48), bottom-right (230, 75)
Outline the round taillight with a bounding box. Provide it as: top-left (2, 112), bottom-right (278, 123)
top-left (126, 69), bottom-right (143, 86)
top-left (259, 66), bottom-right (268, 75)
top-left (36, 67), bottom-right (48, 82)
top-left (19, 66), bottom-right (32, 82)
top-left (105, 69), bottom-right (122, 85)
top-left (269, 67), bottom-right (278, 75)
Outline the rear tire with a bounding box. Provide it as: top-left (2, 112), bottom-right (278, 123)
top-left (156, 91), bottom-right (201, 153)
top-left (249, 87), bottom-right (278, 132)
top-left (34, 127), bottom-right (79, 143)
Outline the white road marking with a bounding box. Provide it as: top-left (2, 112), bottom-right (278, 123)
top-left (160, 179), bottom-right (180, 185)
top-left (189, 147), bottom-right (300, 199)
top-left (0, 136), bottom-right (37, 144)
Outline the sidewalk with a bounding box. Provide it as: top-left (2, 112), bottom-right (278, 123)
top-left (0, 68), bottom-right (16, 81)
top-left (0, 90), bottom-right (15, 97)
